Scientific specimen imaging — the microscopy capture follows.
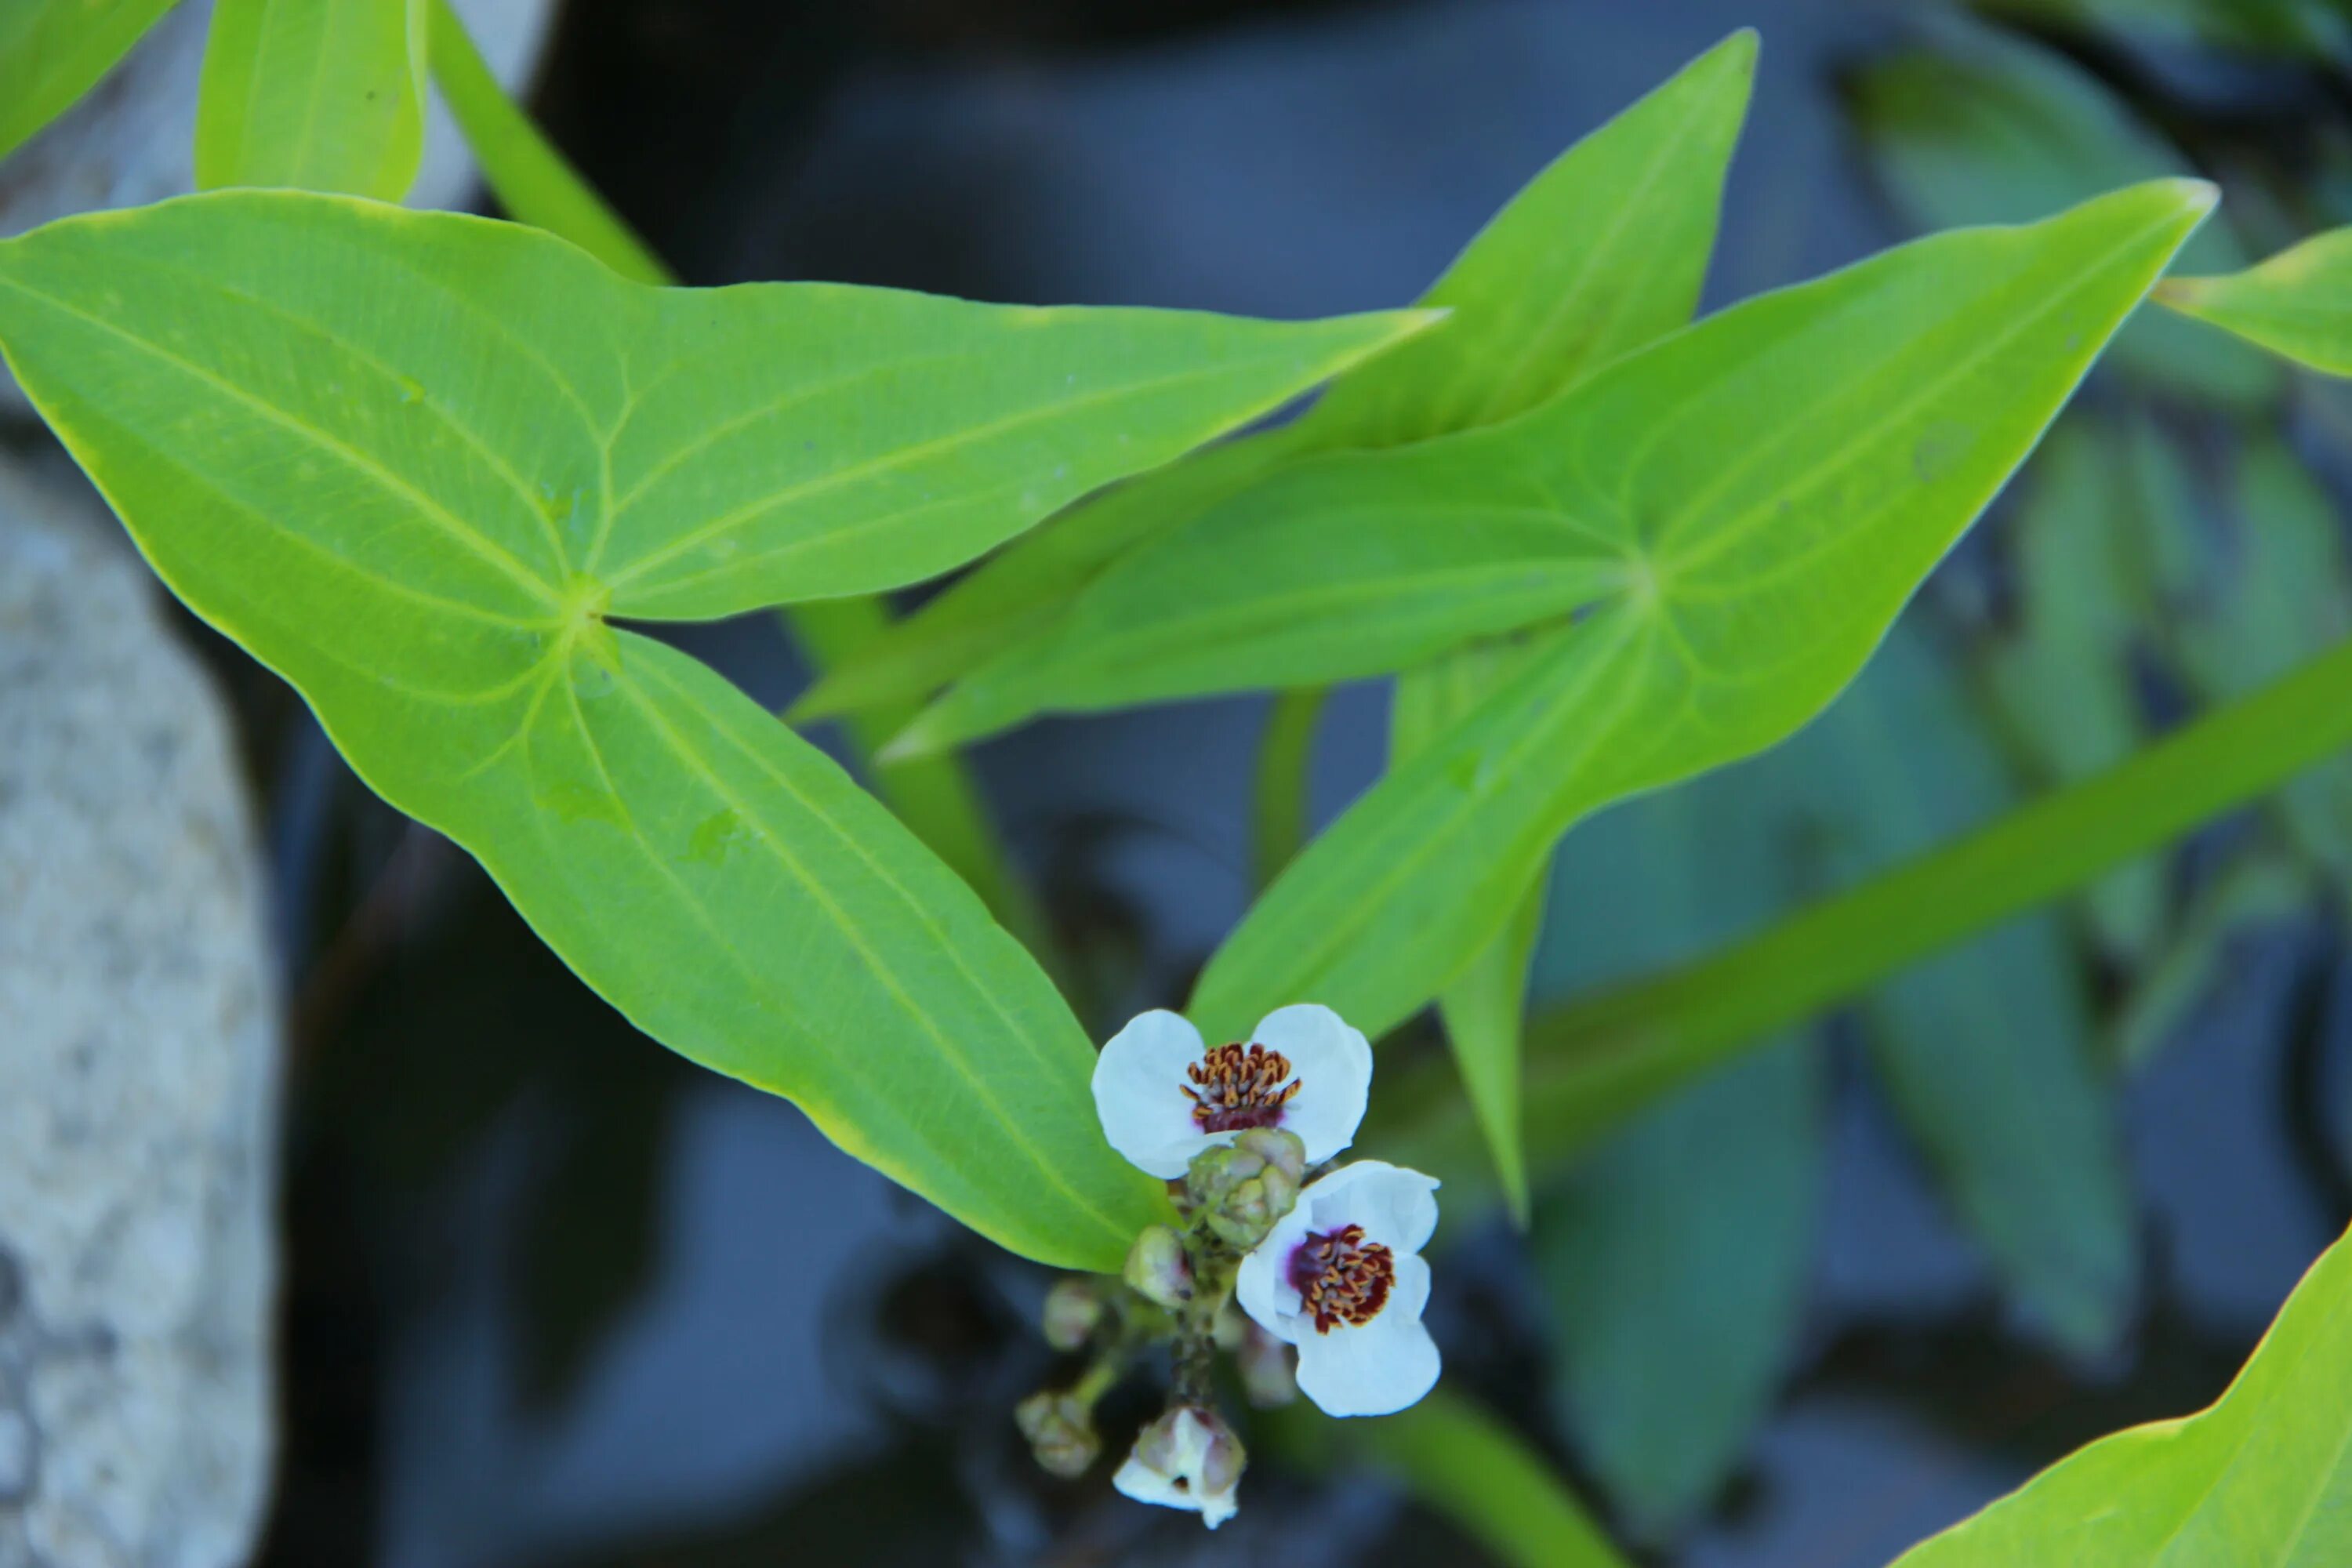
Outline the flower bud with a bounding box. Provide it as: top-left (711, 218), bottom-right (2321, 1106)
top-left (1112, 1405), bottom-right (1245, 1529)
top-left (1188, 1128), bottom-right (1305, 1253)
top-left (1185, 1140), bottom-right (1267, 1206)
top-left (1235, 1127), bottom-right (1307, 1185)
top-left (1041, 1277), bottom-right (1105, 1351)
top-left (1236, 1319), bottom-right (1298, 1409)
top-left (1016, 1390), bottom-right (1101, 1479)
top-left (1123, 1225), bottom-right (1194, 1311)
top-left (1203, 1178), bottom-right (1273, 1250)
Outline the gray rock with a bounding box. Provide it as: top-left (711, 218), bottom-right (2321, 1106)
top-left (0, 456), bottom-right (281, 1568)
top-left (0, 0), bottom-right (561, 412)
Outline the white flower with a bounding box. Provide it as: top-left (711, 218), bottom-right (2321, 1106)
top-left (1091, 1005), bottom-right (1370, 1180)
top-left (1235, 1160), bottom-right (1441, 1417)
top-left (1112, 1406), bottom-right (1244, 1529)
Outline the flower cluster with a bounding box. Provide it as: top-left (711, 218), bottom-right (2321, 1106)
top-left (1019, 1003), bottom-right (1443, 1530)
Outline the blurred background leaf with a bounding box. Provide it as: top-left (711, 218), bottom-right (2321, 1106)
top-left (1530, 771), bottom-right (1822, 1539)
top-left (1848, 12), bottom-right (2278, 406)
top-left (1795, 626), bottom-right (2137, 1359)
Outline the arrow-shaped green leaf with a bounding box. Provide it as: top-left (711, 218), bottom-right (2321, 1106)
top-left (1892, 1217), bottom-right (2352, 1565)
top-left (1189, 180), bottom-right (2216, 1044)
top-left (0, 191), bottom-right (1427, 1269)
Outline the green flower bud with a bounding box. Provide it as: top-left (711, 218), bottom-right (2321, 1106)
top-left (1016, 1390), bottom-right (1101, 1479)
top-left (1185, 1140), bottom-right (1267, 1206)
top-left (1041, 1276), bottom-right (1105, 1352)
top-left (1123, 1225), bottom-right (1194, 1310)
top-left (1234, 1127), bottom-right (1307, 1185)
top-left (1185, 1129), bottom-right (1305, 1252)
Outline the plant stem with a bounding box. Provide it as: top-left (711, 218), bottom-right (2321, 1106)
top-left (422, 0), bottom-right (667, 286)
top-left (1072, 1349), bottom-right (1125, 1409)
top-left (1381, 634), bottom-right (2352, 1206)
top-left (1252, 686), bottom-right (1326, 891)
top-left (423, 0), bottom-right (1047, 959)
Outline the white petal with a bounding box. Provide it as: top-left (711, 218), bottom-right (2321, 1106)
top-left (1294, 1310), bottom-right (1442, 1418)
top-left (1112, 1453), bottom-right (1240, 1530)
top-left (1303, 1160), bottom-right (1441, 1254)
top-left (1387, 1250), bottom-right (1432, 1323)
top-left (1235, 1203), bottom-right (1316, 1345)
top-left (1251, 1004), bottom-right (1371, 1165)
top-left (1113, 1409), bottom-right (1240, 1529)
top-left (1092, 1010), bottom-right (1210, 1178)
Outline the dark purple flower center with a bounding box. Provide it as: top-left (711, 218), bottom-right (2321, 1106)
top-left (1286, 1223), bottom-right (1396, 1334)
top-left (1184, 1041), bottom-right (1300, 1133)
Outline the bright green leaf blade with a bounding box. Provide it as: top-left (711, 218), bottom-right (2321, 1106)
top-left (782, 593), bottom-right (1051, 960)
top-left (588, 295), bottom-right (1430, 622)
top-left (800, 28), bottom-right (1758, 728)
top-left (0, 0), bottom-right (177, 163)
top-left (2158, 228), bottom-right (2352, 376)
top-left (509, 630), bottom-right (1166, 1267)
top-left (0, 192), bottom-right (1465, 1269)
top-left (196, 0), bottom-right (426, 200)
top-left (1891, 1218), bottom-right (2352, 1566)
top-left (1189, 180), bottom-right (2216, 1044)
top-left (1526, 771), bottom-right (1820, 1535)
top-left (1392, 638), bottom-right (1559, 1225)
top-left (1806, 627), bottom-right (2135, 1357)
top-left (1295, 27), bottom-right (1755, 446)
top-left (887, 441), bottom-right (1632, 755)
top-left (1849, 15), bottom-right (2276, 406)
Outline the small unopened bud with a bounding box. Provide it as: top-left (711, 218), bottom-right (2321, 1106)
top-left (1016, 1390), bottom-right (1101, 1479)
top-left (1236, 1319), bottom-right (1297, 1408)
top-left (1042, 1277), bottom-right (1105, 1351)
top-left (1124, 1225), bottom-right (1193, 1310)
top-left (1205, 1182), bottom-right (1271, 1250)
top-left (1234, 1127), bottom-right (1306, 1185)
top-left (1112, 1405), bottom-right (1245, 1530)
top-left (1185, 1140), bottom-right (1266, 1205)
top-left (1257, 1160), bottom-right (1300, 1218)
top-left (1187, 1129), bottom-right (1305, 1253)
